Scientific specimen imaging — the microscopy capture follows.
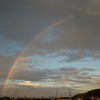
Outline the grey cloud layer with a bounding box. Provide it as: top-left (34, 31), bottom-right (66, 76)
top-left (4, 66), bottom-right (97, 86)
top-left (0, 0), bottom-right (100, 60)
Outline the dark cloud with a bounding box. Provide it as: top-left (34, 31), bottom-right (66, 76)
top-left (11, 68), bottom-right (48, 81)
top-left (0, 56), bottom-right (15, 66)
top-left (3, 66), bottom-right (96, 86)
top-left (0, 0), bottom-right (100, 60)
top-left (0, 0), bottom-right (85, 44)
top-left (58, 50), bottom-right (100, 62)
top-left (73, 75), bottom-right (92, 80)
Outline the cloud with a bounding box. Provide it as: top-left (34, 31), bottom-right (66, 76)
top-left (79, 67), bottom-right (96, 71)
top-left (33, 59), bottom-right (47, 63)
top-left (19, 81), bottom-right (41, 87)
top-left (0, 0), bottom-right (100, 61)
top-left (19, 64), bottom-right (24, 68)
top-left (58, 50), bottom-right (100, 62)
top-left (58, 81), bottom-right (68, 84)
top-left (73, 75), bottom-right (92, 80)
top-left (18, 64), bottom-right (32, 68)
top-left (19, 57), bottom-right (32, 63)
top-left (8, 66), bottom-right (98, 87)
top-left (85, 10), bottom-right (100, 15)
top-left (0, 56), bottom-right (15, 66)
top-left (18, 81), bottom-right (69, 88)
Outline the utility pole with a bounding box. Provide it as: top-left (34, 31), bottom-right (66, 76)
top-left (97, 81), bottom-right (100, 89)
top-left (15, 88), bottom-right (17, 98)
top-left (69, 88), bottom-right (71, 98)
top-left (56, 88), bottom-right (57, 97)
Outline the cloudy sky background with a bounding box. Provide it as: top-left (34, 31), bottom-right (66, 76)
top-left (0, 0), bottom-right (100, 97)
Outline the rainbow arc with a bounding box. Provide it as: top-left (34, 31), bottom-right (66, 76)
top-left (2, 15), bottom-right (75, 95)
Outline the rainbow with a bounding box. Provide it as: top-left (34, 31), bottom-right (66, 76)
top-left (2, 15), bottom-right (74, 95)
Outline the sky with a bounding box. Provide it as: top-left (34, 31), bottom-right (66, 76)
top-left (0, 0), bottom-right (100, 98)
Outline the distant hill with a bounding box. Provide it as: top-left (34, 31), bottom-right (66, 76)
top-left (73, 89), bottom-right (100, 98)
